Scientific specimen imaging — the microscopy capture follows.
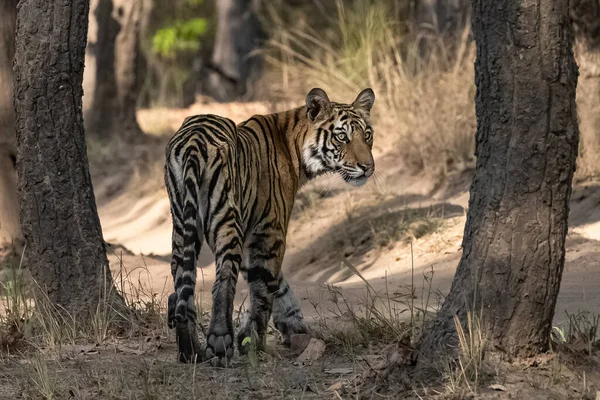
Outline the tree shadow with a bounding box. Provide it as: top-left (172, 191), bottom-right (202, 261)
top-left (283, 193), bottom-right (465, 284)
top-left (569, 182), bottom-right (600, 227)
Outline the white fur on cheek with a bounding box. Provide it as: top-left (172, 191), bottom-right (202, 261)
top-left (302, 142), bottom-right (323, 174)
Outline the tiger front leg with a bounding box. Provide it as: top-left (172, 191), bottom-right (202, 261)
top-left (237, 231), bottom-right (285, 355)
top-left (271, 275), bottom-right (308, 346)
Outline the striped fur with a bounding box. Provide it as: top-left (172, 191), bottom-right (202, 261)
top-left (165, 88), bottom-right (375, 365)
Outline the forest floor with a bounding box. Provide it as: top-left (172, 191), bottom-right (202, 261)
top-left (1, 101), bottom-right (599, 399)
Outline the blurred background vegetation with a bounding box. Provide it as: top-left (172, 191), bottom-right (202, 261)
top-left (2, 0), bottom-right (600, 252)
top-left (78, 0), bottom-right (600, 178)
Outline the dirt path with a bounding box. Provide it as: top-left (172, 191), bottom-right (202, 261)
top-left (98, 158), bottom-right (600, 331)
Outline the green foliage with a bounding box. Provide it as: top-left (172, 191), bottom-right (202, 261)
top-left (152, 18), bottom-right (207, 59)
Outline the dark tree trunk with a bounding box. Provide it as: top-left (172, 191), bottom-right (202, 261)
top-left (204, 0), bottom-right (263, 102)
top-left (0, 0), bottom-right (22, 253)
top-left (13, 0), bottom-right (126, 317)
top-left (419, 0), bottom-right (579, 360)
top-left (85, 0), bottom-right (146, 142)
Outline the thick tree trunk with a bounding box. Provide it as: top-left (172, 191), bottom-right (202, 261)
top-left (419, 0), bottom-right (579, 360)
top-left (13, 0), bottom-right (126, 317)
top-left (0, 0), bottom-right (22, 252)
top-left (85, 0), bottom-right (146, 142)
top-left (204, 0), bottom-right (263, 102)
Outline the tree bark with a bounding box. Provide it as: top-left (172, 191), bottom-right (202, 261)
top-left (204, 0), bottom-right (264, 102)
top-left (419, 0), bottom-right (579, 360)
top-left (13, 0), bottom-right (126, 317)
top-left (0, 0), bottom-right (22, 252)
top-left (84, 0), bottom-right (146, 142)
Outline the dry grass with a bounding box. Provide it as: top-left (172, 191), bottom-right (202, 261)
top-left (260, 0), bottom-right (476, 178)
top-left (1, 251), bottom-right (599, 399)
top-left (445, 312), bottom-right (486, 394)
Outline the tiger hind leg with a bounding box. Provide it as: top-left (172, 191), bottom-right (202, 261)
top-left (166, 161), bottom-right (203, 363)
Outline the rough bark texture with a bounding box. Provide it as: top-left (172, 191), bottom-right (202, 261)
top-left (13, 0), bottom-right (125, 317)
top-left (205, 0), bottom-right (264, 102)
top-left (84, 0), bottom-right (145, 142)
top-left (419, 0), bottom-right (579, 360)
top-left (0, 0), bottom-right (22, 251)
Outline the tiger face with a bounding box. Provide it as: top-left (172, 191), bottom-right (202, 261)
top-left (303, 88), bottom-right (376, 186)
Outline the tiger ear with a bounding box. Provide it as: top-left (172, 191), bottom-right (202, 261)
top-left (306, 88), bottom-right (331, 121)
top-left (352, 88), bottom-right (375, 114)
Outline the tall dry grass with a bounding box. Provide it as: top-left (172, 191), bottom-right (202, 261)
top-left (260, 0), bottom-right (476, 177)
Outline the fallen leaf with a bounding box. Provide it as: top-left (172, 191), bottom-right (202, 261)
top-left (489, 384), bottom-right (507, 391)
top-left (327, 381), bottom-right (344, 392)
top-left (297, 338), bottom-right (325, 362)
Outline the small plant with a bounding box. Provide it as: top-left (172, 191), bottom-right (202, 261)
top-left (552, 311), bottom-right (600, 356)
top-left (242, 334), bottom-right (259, 368)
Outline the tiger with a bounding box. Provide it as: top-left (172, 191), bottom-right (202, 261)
top-left (164, 87), bottom-right (376, 366)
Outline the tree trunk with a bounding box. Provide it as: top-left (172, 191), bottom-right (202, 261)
top-left (84, 0), bottom-right (146, 142)
top-left (419, 0), bottom-right (579, 360)
top-left (204, 0), bottom-right (263, 102)
top-left (13, 0), bottom-right (126, 318)
top-left (0, 0), bottom-right (22, 253)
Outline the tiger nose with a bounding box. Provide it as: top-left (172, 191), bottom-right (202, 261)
top-left (357, 162), bottom-right (375, 177)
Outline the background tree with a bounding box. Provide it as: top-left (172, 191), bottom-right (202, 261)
top-left (204, 0), bottom-right (264, 101)
top-left (419, 0), bottom-right (579, 359)
top-left (14, 0), bottom-right (126, 317)
top-left (148, 0), bottom-right (210, 107)
top-left (413, 0), bottom-right (471, 62)
top-left (0, 0), bottom-right (21, 254)
top-left (83, 0), bottom-right (148, 142)
top-left (571, 0), bottom-right (600, 176)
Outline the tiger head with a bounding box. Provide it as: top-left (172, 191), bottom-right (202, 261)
top-left (303, 88), bottom-right (376, 186)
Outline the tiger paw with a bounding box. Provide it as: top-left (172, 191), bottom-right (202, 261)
top-left (276, 316), bottom-right (308, 347)
top-left (204, 331), bottom-right (234, 367)
top-left (175, 321), bottom-right (202, 363)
